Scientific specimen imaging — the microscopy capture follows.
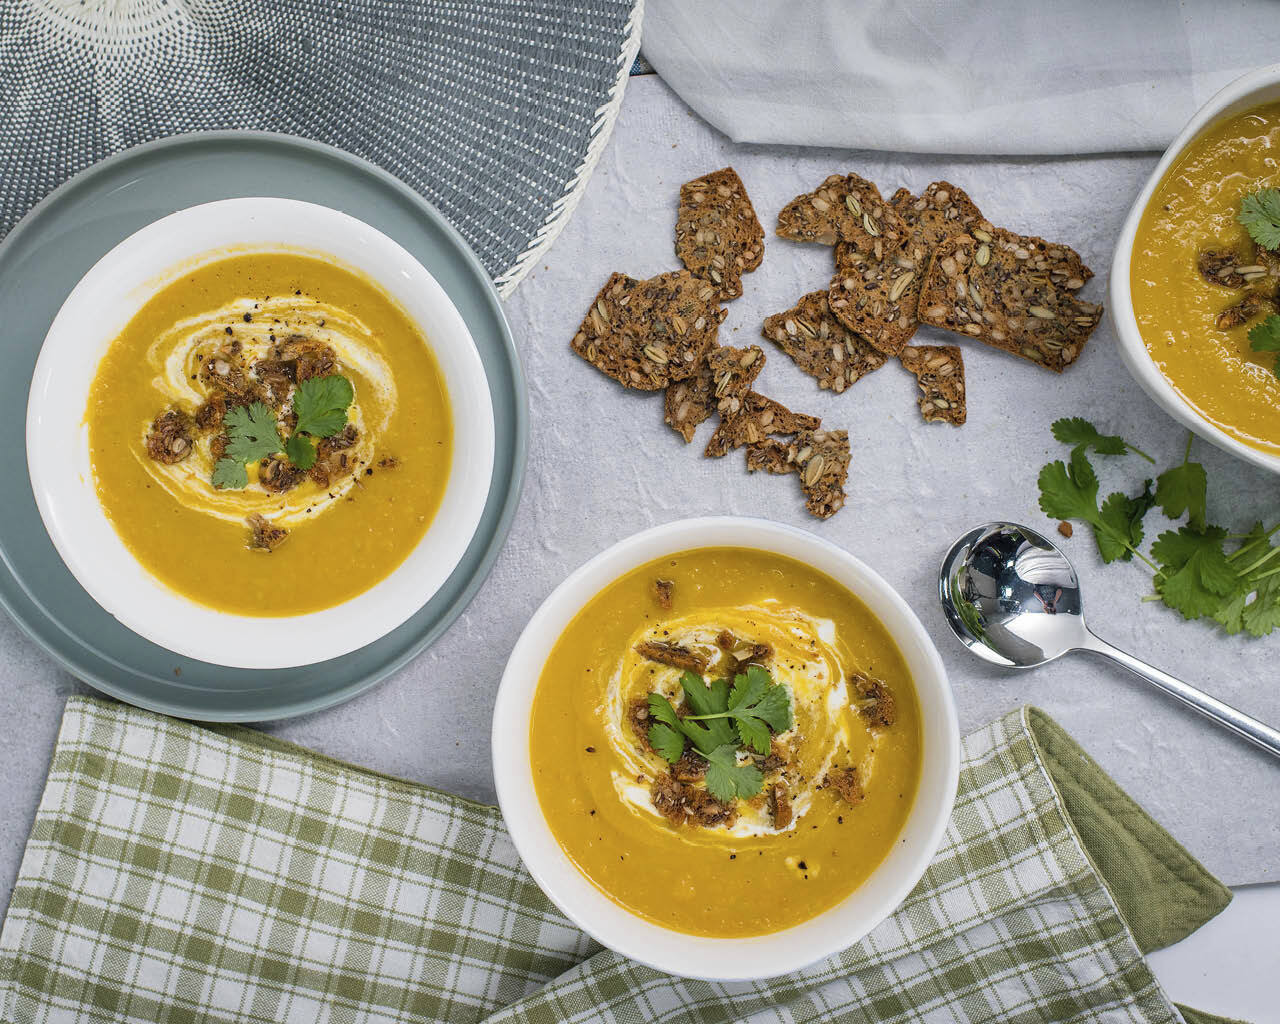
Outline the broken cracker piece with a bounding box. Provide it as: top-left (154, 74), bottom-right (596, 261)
top-left (635, 640), bottom-right (707, 674)
top-left (828, 182), bottom-right (989, 356)
top-left (899, 345), bottom-right (966, 425)
top-left (762, 290), bottom-right (888, 393)
top-left (705, 392), bottom-right (820, 458)
top-left (675, 167), bottom-right (764, 301)
top-left (776, 173), bottom-right (907, 256)
top-left (746, 429), bottom-right (850, 519)
top-left (664, 345), bottom-right (719, 443)
top-left (571, 271), bottom-right (724, 390)
top-left (850, 672), bottom-right (897, 728)
top-left (1216, 291), bottom-right (1276, 330)
top-left (918, 228), bottom-right (1101, 371)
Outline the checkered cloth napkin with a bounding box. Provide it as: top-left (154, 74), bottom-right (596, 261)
top-left (0, 697), bottom-right (1238, 1024)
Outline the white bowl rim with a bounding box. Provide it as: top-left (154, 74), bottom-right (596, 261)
top-left (1110, 62), bottom-right (1280, 476)
top-left (25, 197), bottom-right (495, 669)
top-left (491, 515), bottom-right (960, 982)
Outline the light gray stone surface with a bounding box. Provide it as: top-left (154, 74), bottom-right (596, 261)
top-left (2, 76), bottom-right (1277, 919)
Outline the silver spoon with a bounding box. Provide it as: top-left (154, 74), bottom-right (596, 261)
top-left (939, 521), bottom-right (1280, 760)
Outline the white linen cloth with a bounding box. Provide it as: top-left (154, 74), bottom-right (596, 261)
top-left (643, 0), bottom-right (1280, 154)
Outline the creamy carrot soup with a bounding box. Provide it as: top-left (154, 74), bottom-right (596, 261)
top-left (530, 546), bottom-right (921, 937)
top-left (87, 251), bottom-right (452, 616)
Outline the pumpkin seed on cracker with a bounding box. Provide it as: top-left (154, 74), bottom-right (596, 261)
top-left (828, 182), bottom-right (990, 356)
top-left (746, 429), bottom-right (851, 519)
top-left (571, 270), bottom-right (724, 390)
top-left (776, 173), bottom-right (906, 256)
top-left (899, 345), bottom-right (967, 425)
top-left (917, 228), bottom-right (1100, 372)
top-left (675, 167), bottom-right (764, 301)
top-left (762, 290), bottom-right (887, 393)
top-left (705, 392), bottom-right (820, 458)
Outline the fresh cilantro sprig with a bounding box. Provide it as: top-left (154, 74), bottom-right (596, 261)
top-left (1238, 188), bottom-right (1280, 251)
top-left (208, 375), bottom-right (354, 489)
top-left (1038, 418), bottom-right (1280, 636)
top-left (283, 375), bottom-right (355, 471)
top-left (647, 666), bottom-right (792, 803)
top-left (1247, 314), bottom-right (1280, 380)
top-left (212, 402), bottom-right (282, 490)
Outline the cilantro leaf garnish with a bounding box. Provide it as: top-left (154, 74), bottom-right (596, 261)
top-left (645, 666), bottom-right (793, 804)
top-left (1095, 480), bottom-right (1155, 563)
top-left (1038, 447), bottom-right (1100, 523)
top-left (1152, 526), bottom-right (1237, 619)
top-left (223, 402), bottom-right (283, 464)
top-left (211, 457), bottom-right (248, 490)
top-left (1051, 417), bottom-right (1153, 462)
top-left (293, 375), bottom-right (355, 438)
top-left (1247, 314), bottom-right (1280, 378)
top-left (1154, 454), bottom-right (1207, 532)
top-left (1239, 188), bottom-right (1280, 251)
top-left (285, 434), bottom-right (317, 471)
top-left (703, 745), bottom-right (763, 803)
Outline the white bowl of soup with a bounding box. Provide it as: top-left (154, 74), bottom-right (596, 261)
top-left (26, 198), bottom-right (494, 668)
top-left (492, 517), bottom-right (959, 981)
top-left (1112, 64), bottom-right (1280, 474)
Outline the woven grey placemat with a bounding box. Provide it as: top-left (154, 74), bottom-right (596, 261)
top-left (0, 0), bottom-right (642, 296)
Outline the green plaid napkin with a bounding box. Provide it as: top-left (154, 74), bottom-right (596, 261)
top-left (0, 697), bottom-right (1241, 1024)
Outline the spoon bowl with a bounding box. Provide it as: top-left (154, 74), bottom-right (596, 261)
top-left (939, 522), bottom-right (1086, 668)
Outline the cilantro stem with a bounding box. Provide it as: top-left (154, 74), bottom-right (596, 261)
top-left (1182, 432), bottom-right (1193, 464)
top-left (1129, 444), bottom-right (1156, 465)
top-left (1238, 544), bottom-right (1280, 577)
top-left (1092, 520), bottom-right (1159, 571)
top-left (1254, 563), bottom-right (1280, 582)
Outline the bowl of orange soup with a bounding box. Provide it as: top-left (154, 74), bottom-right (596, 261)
top-left (1113, 65), bottom-right (1280, 474)
top-left (26, 198), bottom-right (494, 668)
top-left (492, 518), bottom-right (959, 980)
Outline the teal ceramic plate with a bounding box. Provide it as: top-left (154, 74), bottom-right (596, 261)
top-left (1, 132), bottom-right (526, 722)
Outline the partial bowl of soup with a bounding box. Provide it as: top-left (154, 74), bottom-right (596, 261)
top-left (1112, 64), bottom-right (1280, 474)
top-left (492, 517), bottom-right (959, 981)
top-left (26, 197), bottom-right (495, 668)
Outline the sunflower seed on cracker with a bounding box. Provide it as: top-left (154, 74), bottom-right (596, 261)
top-left (898, 345), bottom-right (967, 425)
top-left (675, 167), bottom-right (764, 301)
top-left (776, 173), bottom-right (906, 256)
top-left (746, 429), bottom-right (850, 519)
top-left (1197, 248), bottom-right (1251, 289)
top-left (917, 228), bottom-right (1100, 372)
top-left (571, 271), bottom-right (725, 390)
top-left (761, 290), bottom-right (888, 393)
top-left (705, 392), bottom-right (820, 458)
top-left (705, 344), bottom-right (765, 418)
top-left (828, 182), bottom-right (990, 356)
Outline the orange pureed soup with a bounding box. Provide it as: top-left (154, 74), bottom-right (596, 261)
top-left (1131, 101), bottom-right (1280, 455)
top-left (87, 251), bottom-right (452, 616)
top-left (529, 546), bottom-right (921, 937)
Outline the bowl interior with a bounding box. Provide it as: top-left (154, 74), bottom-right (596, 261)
top-left (492, 517), bottom-right (959, 981)
top-left (26, 197), bottom-right (495, 669)
top-left (1110, 66), bottom-right (1280, 475)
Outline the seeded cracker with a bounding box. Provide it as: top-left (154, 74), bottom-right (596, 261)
top-left (705, 393), bottom-right (820, 459)
top-left (776, 173), bottom-right (907, 255)
top-left (746, 429), bottom-right (851, 519)
top-left (705, 345), bottom-right (765, 415)
top-left (917, 228), bottom-right (1101, 371)
top-left (571, 271), bottom-right (724, 390)
top-left (762, 291), bottom-right (888, 393)
top-left (899, 345), bottom-right (967, 425)
top-left (828, 182), bottom-right (989, 356)
top-left (675, 167), bottom-right (764, 301)
top-left (664, 346), bottom-right (718, 443)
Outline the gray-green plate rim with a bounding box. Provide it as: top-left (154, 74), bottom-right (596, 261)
top-left (0, 130), bottom-right (527, 722)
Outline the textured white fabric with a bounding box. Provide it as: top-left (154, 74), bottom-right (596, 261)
top-left (643, 0), bottom-right (1280, 155)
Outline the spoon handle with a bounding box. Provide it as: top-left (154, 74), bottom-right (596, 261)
top-left (1080, 632), bottom-right (1280, 760)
